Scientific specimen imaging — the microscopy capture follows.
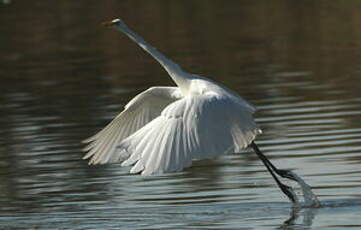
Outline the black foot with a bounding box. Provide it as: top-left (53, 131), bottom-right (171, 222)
top-left (276, 169), bottom-right (298, 182)
top-left (279, 183), bottom-right (297, 203)
top-left (251, 141), bottom-right (299, 204)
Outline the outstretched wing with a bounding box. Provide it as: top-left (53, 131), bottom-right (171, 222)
top-left (82, 87), bottom-right (183, 165)
top-left (114, 93), bottom-right (261, 175)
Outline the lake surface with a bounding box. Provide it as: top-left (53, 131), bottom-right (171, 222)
top-left (1, 1), bottom-right (361, 229)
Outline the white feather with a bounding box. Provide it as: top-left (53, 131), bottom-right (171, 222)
top-left (82, 18), bottom-right (262, 174)
top-left (112, 92), bottom-right (261, 175)
top-left (83, 87), bottom-right (182, 165)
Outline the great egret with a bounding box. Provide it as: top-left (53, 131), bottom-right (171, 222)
top-left (83, 18), bottom-right (319, 206)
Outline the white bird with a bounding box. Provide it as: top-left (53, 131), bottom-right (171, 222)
top-left (83, 18), bottom-right (320, 206)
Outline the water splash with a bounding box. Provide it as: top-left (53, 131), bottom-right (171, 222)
top-left (289, 171), bottom-right (321, 208)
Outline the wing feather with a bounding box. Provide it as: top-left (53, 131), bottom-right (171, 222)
top-left (114, 93), bottom-right (261, 175)
top-left (82, 87), bottom-right (183, 164)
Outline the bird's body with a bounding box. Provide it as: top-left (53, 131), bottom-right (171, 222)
top-left (83, 19), bottom-right (261, 175)
top-left (83, 18), bottom-right (320, 206)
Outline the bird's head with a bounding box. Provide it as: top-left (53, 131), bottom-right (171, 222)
top-left (101, 18), bottom-right (127, 30)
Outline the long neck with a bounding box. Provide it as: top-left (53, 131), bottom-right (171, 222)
top-left (115, 25), bottom-right (190, 92)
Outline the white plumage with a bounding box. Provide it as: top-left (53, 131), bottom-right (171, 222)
top-left (83, 19), bottom-right (262, 175)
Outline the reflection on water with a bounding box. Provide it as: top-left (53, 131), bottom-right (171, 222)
top-left (1, 1), bottom-right (361, 229)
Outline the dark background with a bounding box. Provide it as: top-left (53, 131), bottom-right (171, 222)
top-left (1, 1), bottom-right (361, 229)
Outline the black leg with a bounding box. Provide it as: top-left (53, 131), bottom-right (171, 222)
top-left (250, 142), bottom-right (297, 181)
top-left (250, 141), bottom-right (297, 203)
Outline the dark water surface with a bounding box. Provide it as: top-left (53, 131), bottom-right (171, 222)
top-left (1, 1), bottom-right (361, 229)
